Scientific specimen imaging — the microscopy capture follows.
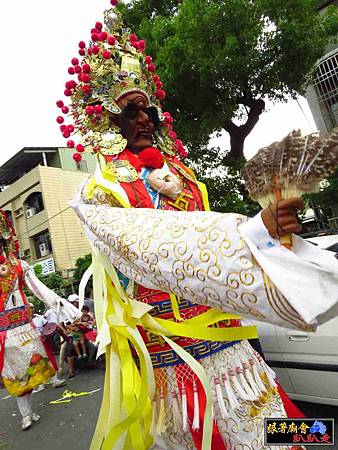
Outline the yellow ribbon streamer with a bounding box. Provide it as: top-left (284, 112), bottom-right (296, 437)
top-left (86, 173), bottom-right (131, 209)
top-left (87, 247), bottom-right (258, 450)
top-left (169, 292), bottom-right (184, 321)
top-left (86, 166), bottom-right (258, 450)
top-left (50, 389), bottom-right (101, 405)
top-left (197, 181), bottom-right (211, 212)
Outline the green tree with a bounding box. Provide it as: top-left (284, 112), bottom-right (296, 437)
top-left (73, 254), bottom-right (92, 282)
top-left (191, 147), bottom-right (260, 214)
top-left (121, 0), bottom-right (338, 160)
top-left (33, 263), bottom-right (43, 279)
top-left (24, 265), bottom-right (45, 313)
top-left (304, 167), bottom-right (338, 228)
top-left (44, 272), bottom-right (64, 294)
top-left (25, 265), bottom-right (66, 312)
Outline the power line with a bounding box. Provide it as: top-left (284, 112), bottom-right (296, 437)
top-left (17, 206), bottom-right (72, 238)
top-left (296, 98), bottom-right (317, 132)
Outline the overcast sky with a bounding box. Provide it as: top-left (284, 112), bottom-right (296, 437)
top-left (1, 0), bottom-right (318, 167)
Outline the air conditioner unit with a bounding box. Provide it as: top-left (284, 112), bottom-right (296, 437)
top-left (26, 207), bottom-right (37, 218)
top-left (39, 243), bottom-right (49, 257)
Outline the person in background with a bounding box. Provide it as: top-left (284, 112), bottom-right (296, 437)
top-left (67, 293), bottom-right (79, 309)
top-left (67, 319), bottom-right (88, 360)
top-left (30, 304), bottom-right (66, 391)
top-left (81, 305), bottom-right (97, 345)
top-left (59, 294), bottom-right (83, 378)
top-left (31, 307), bottom-right (47, 335)
top-left (58, 294), bottom-right (80, 374)
top-left (44, 307), bottom-right (58, 324)
top-left (0, 211), bottom-right (80, 431)
top-left (80, 305), bottom-right (95, 329)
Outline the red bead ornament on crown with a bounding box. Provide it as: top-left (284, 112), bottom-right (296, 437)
top-left (55, 0), bottom-right (189, 161)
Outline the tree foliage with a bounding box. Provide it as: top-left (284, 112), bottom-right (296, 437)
top-left (304, 167), bottom-right (338, 224)
top-left (189, 146), bottom-right (260, 214)
top-left (73, 254), bottom-right (92, 283)
top-left (121, 0), bottom-right (338, 160)
top-left (25, 265), bottom-right (65, 313)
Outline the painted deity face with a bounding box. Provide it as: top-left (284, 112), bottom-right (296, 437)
top-left (116, 92), bottom-right (158, 154)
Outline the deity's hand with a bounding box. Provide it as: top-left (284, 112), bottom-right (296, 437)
top-left (261, 198), bottom-right (304, 239)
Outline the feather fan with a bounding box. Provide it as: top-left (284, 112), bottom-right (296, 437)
top-left (242, 127), bottom-right (338, 247)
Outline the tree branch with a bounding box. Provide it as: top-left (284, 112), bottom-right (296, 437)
top-left (223, 119), bottom-right (240, 135)
top-left (222, 98), bottom-right (265, 160)
top-left (239, 98), bottom-right (265, 137)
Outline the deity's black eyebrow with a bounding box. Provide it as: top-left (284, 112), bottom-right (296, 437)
top-left (121, 102), bottom-right (138, 121)
top-left (145, 106), bottom-right (161, 130)
top-left (120, 103), bottom-right (161, 131)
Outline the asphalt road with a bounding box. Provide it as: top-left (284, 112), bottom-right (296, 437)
top-left (0, 368), bottom-right (337, 450)
top-left (0, 369), bottom-right (104, 450)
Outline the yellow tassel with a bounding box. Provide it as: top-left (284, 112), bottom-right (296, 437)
top-left (151, 396), bottom-right (157, 436)
top-left (156, 387), bottom-right (166, 435)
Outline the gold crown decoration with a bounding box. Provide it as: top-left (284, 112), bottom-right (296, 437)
top-left (56, 0), bottom-right (188, 161)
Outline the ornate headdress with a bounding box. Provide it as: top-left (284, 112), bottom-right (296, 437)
top-left (0, 210), bottom-right (20, 256)
top-left (56, 0), bottom-right (187, 161)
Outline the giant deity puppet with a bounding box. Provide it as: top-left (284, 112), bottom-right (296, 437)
top-left (0, 210), bottom-right (80, 430)
top-left (54, 1), bottom-right (338, 449)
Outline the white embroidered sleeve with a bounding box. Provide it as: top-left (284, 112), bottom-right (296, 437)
top-left (71, 198), bottom-right (338, 331)
top-left (21, 261), bottom-right (81, 323)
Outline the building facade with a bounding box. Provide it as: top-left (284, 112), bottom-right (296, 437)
top-left (0, 148), bottom-right (96, 277)
top-left (305, 0), bottom-right (338, 134)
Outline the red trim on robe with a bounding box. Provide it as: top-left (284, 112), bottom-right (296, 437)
top-left (167, 156), bottom-right (205, 211)
top-left (0, 331), bottom-right (6, 374)
top-left (277, 381), bottom-right (305, 418)
top-left (116, 150), bottom-right (155, 208)
top-left (40, 337), bottom-right (58, 371)
top-left (119, 179), bottom-right (154, 208)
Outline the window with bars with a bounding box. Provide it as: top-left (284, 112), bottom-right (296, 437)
top-left (313, 50), bottom-right (338, 132)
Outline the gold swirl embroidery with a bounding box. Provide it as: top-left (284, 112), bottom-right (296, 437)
top-left (158, 242), bottom-right (171, 259)
top-left (239, 271), bottom-right (254, 286)
top-left (173, 242), bottom-right (189, 260)
top-left (166, 222), bottom-right (187, 239)
top-left (82, 205), bottom-right (272, 323)
top-left (196, 268), bottom-right (207, 282)
top-left (182, 261), bottom-right (195, 278)
top-left (207, 264), bottom-right (221, 279)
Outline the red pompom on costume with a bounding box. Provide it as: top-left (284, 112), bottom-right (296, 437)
top-left (138, 147), bottom-right (164, 169)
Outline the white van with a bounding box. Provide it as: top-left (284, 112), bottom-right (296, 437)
top-left (254, 234), bottom-right (338, 406)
